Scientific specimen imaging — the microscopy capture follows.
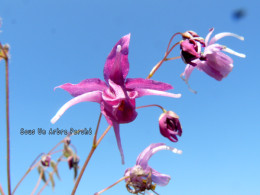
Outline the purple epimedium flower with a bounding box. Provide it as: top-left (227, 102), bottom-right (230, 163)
top-left (124, 143), bottom-right (182, 194)
top-left (159, 111), bottom-right (182, 142)
top-left (181, 28), bottom-right (246, 82)
top-left (51, 34), bottom-right (181, 164)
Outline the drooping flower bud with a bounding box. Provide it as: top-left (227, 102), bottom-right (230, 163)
top-left (41, 154), bottom-right (51, 167)
top-left (67, 155), bottom-right (80, 170)
top-left (159, 111), bottom-right (182, 142)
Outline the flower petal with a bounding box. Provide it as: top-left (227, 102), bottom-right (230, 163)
top-left (205, 28), bottom-right (214, 46)
top-left (150, 168), bottom-right (171, 186)
top-left (222, 47), bottom-right (246, 58)
top-left (55, 78), bottom-right (107, 97)
top-left (125, 78), bottom-right (173, 91)
top-left (181, 64), bottom-right (195, 83)
top-left (51, 91), bottom-right (102, 124)
top-left (136, 143), bottom-right (182, 170)
top-left (196, 52), bottom-right (234, 81)
top-left (136, 143), bottom-right (165, 169)
top-left (209, 32), bottom-right (244, 45)
top-left (112, 122), bottom-right (125, 164)
top-left (135, 89), bottom-right (181, 99)
top-left (104, 34), bottom-right (130, 85)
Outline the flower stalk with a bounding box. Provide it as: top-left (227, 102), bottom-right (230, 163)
top-left (71, 124), bottom-right (112, 195)
top-left (0, 42), bottom-right (11, 195)
top-left (95, 176), bottom-right (130, 195)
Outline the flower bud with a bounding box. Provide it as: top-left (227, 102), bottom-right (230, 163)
top-left (41, 154), bottom-right (51, 167)
top-left (159, 111), bottom-right (182, 142)
top-left (68, 155), bottom-right (80, 169)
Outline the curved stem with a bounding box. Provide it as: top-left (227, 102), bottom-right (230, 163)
top-left (166, 32), bottom-right (181, 54)
top-left (95, 176), bottom-right (129, 195)
top-left (147, 42), bottom-right (180, 79)
top-left (47, 141), bottom-right (63, 155)
top-left (136, 104), bottom-right (166, 113)
top-left (31, 169), bottom-right (43, 195)
top-left (71, 125), bottom-right (112, 195)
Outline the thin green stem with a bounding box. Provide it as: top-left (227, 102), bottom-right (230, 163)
top-left (95, 176), bottom-right (129, 195)
top-left (71, 125), bottom-right (112, 195)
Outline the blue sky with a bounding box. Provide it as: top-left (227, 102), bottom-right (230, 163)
top-left (0, 0), bottom-right (259, 195)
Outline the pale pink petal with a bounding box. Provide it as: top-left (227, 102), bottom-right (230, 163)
top-left (135, 89), bottom-right (181, 99)
top-left (222, 47), bottom-right (246, 58)
top-left (112, 122), bottom-right (125, 164)
top-left (150, 168), bottom-right (171, 186)
top-left (196, 52), bottom-right (233, 81)
top-left (136, 143), bottom-right (165, 169)
top-left (55, 78), bottom-right (107, 97)
top-left (136, 144), bottom-right (182, 170)
top-left (181, 64), bottom-right (195, 82)
top-left (125, 78), bottom-right (173, 91)
top-left (205, 28), bottom-right (214, 46)
top-left (209, 32), bottom-right (244, 45)
top-left (103, 34), bottom-right (130, 85)
top-left (51, 91), bottom-right (102, 124)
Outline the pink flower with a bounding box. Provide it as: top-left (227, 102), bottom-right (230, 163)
top-left (159, 111), bottom-right (182, 142)
top-left (181, 28), bottom-right (245, 82)
top-left (124, 143), bottom-right (182, 194)
top-left (51, 34), bottom-right (181, 164)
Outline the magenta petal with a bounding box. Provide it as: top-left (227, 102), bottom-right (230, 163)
top-left (55, 78), bottom-right (107, 97)
top-left (51, 91), bottom-right (102, 124)
top-left (104, 34), bottom-right (130, 85)
top-left (125, 78), bottom-right (173, 91)
top-left (135, 88), bottom-right (181, 99)
top-left (150, 168), bottom-right (171, 186)
top-left (112, 122), bottom-right (125, 164)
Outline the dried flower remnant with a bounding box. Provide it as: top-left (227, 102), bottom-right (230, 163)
top-left (0, 44), bottom-right (10, 62)
top-left (181, 28), bottom-right (245, 83)
top-left (159, 111), bottom-right (182, 142)
top-left (51, 34), bottom-right (181, 164)
top-left (124, 143), bottom-right (182, 194)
